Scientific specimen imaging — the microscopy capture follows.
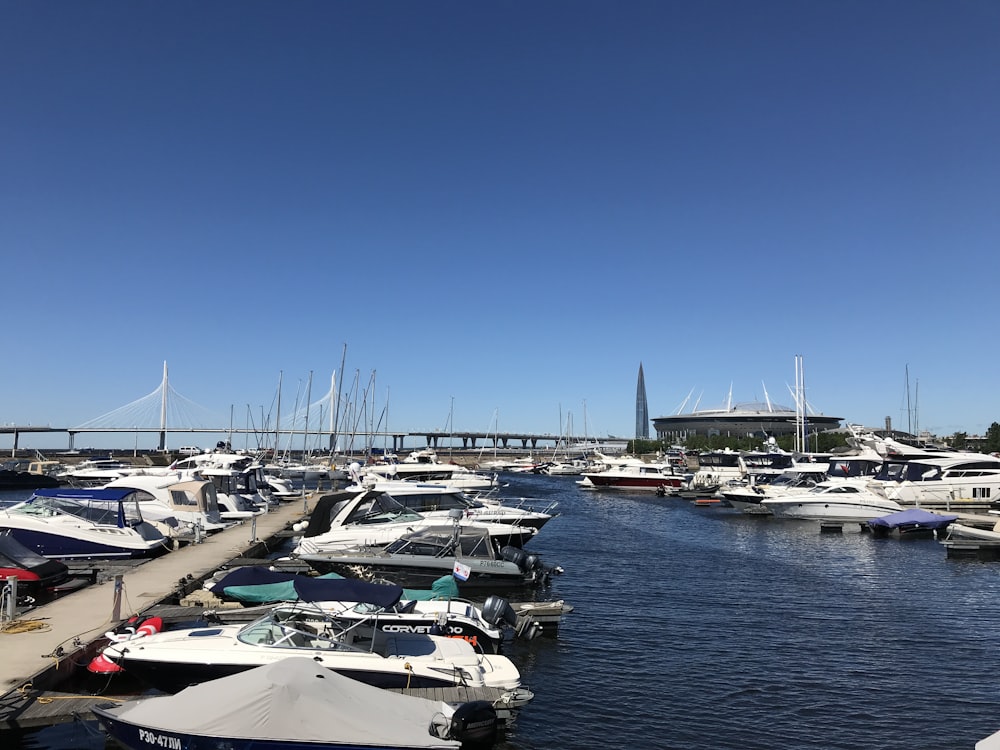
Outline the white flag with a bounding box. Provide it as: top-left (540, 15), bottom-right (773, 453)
top-left (453, 560), bottom-right (471, 581)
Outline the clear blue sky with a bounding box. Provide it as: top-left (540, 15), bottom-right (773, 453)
top-left (2, 1), bottom-right (998, 451)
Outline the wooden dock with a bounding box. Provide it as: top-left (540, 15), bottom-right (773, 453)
top-left (0, 497), bottom-right (321, 732)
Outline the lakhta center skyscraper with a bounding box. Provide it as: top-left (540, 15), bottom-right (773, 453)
top-left (636, 363), bottom-right (649, 439)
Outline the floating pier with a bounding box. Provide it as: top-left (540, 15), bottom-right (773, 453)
top-left (0, 497), bottom-right (318, 732)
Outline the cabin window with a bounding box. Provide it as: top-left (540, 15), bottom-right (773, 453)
top-left (170, 489), bottom-right (199, 507)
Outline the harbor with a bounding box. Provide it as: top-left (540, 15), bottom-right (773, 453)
top-left (5, 447), bottom-right (1000, 748)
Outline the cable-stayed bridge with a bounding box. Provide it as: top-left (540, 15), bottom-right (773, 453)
top-left (2, 365), bottom-right (611, 456)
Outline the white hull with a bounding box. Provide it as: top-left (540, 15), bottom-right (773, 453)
top-left (765, 498), bottom-right (903, 522)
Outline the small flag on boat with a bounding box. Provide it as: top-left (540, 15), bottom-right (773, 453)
top-left (453, 561), bottom-right (471, 581)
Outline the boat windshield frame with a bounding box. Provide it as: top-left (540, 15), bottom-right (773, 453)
top-left (12, 495), bottom-right (144, 527)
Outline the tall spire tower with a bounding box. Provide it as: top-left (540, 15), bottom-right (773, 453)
top-left (635, 362), bottom-right (649, 439)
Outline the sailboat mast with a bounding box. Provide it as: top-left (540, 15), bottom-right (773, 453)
top-left (331, 343), bottom-right (347, 453)
top-left (302, 371), bottom-right (313, 459)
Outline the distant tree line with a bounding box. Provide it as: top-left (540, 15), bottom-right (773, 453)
top-left (953, 423), bottom-right (1000, 453)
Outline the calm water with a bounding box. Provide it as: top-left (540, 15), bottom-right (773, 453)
top-left (7, 475), bottom-right (1000, 749)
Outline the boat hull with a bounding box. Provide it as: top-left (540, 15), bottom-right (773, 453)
top-left (0, 526), bottom-right (169, 559)
top-left (297, 553), bottom-right (540, 591)
top-left (765, 501), bottom-right (903, 523)
top-left (94, 705), bottom-right (463, 750)
top-left (579, 474), bottom-right (684, 491)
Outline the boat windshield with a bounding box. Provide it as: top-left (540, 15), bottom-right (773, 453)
top-left (390, 490), bottom-right (471, 513)
top-left (827, 459), bottom-right (881, 478)
top-left (874, 461), bottom-right (937, 482)
top-left (13, 495), bottom-right (144, 527)
top-left (699, 453), bottom-right (740, 468)
top-left (345, 493), bottom-right (423, 525)
top-left (237, 610), bottom-right (366, 652)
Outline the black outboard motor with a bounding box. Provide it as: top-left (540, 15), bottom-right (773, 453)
top-left (499, 545), bottom-right (528, 570)
top-left (481, 594), bottom-right (519, 628)
top-left (446, 701), bottom-right (499, 749)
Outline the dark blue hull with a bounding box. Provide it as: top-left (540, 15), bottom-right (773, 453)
top-left (0, 527), bottom-right (168, 560)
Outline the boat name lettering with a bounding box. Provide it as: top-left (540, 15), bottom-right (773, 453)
top-left (383, 624), bottom-right (430, 634)
top-left (478, 561), bottom-right (505, 568)
top-left (382, 624), bottom-right (468, 636)
top-left (138, 729), bottom-right (182, 750)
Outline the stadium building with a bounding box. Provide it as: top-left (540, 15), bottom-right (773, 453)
top-left (651, 400), bottom-right (841, 440)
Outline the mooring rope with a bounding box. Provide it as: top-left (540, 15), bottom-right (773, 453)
top-left (0, 619), bottom-right (51, 634)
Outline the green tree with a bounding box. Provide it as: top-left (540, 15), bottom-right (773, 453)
top-left (985, 423), bottom-right (1000, 454)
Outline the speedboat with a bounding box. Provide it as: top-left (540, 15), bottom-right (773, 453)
top-left (344, 476), bottom-right (558, 530)
top-left (98, 578), bottom-right (528, 696)
top-left (0, 462), bottom-right (62, 490)
top-left (721, 465), bottom-right (830, 515)
top-left (203, 568), bottom-right (531, 653)
top-left (57, 458), bottom-right (139, 487)
top-left (0, 487), bottom-right (171, 559)
top-left (362, 450), bottom-right (498, 492)
top-left (763, 481), bottom-right (904, 523)
top-left (93, 656), bottom-right (501, 750)
top-left (290, 490), bottom-right (538, 555)
top-left (0, 530), bottom-right (89, 602)
top-left (295, 524), bottom-right (562, 591)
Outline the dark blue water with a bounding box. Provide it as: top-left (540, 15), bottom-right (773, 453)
top-left (7, 475), bottom-right (1000, 749)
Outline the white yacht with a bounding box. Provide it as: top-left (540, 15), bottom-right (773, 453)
top-left (361, 450), bottom-right (498, 491)
top-left (291, 489), bottom-right (538, 556)
top-left (102, 475), bottom-right (231, 536)
top-left (721, 465), bottom-right (830, 514)
top-left (763, 481), bottom-right (904, 523)
top-left (343, 476), bottom-right (558, 529)
top-left (870, 453), bottom-right (1000, 510)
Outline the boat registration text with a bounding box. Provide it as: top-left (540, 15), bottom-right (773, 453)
top-left (138, 729), bottom-right (183, 750)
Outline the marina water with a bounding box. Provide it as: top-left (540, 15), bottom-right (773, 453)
top-left (7, 473), bottom-right (1000, 749)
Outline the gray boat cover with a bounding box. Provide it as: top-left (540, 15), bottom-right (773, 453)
top-left (99, 657), bottom-right (461, 748)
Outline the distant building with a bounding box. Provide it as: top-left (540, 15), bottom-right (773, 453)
top-left (652, 400), bottom-right (841, 440)
top-left (635, 363), bottom-right (649, 439)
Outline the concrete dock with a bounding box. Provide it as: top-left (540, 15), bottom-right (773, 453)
top-left (0, 494), bottom-right (317, 725)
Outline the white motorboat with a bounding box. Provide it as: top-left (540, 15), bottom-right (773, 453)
top-left (290, 490), bottom-right (538, 556)
top-left (102, 475), bottom-right (232, 536)
top-left (344, 476), bottom-right (558, 529)
top-left (0, 487), bottom-right (171, 559)
top-left (721, 465), bottom-right (830, 515)
top-left (202, 568), bottom-right (534, 652)
top-left (93, 657), bottom-right (501, 750)
top-left (167, 451), bottom-right (274, 518)
top-left (57, 458), bottom-right (140, 487)
top-left (763, 481), bottom-right (904, 522)
top-left (295, 524), bottom-right (562, 592)
top-left (98, 581), bottom-right (528, 697)
top-left (362, 450), bottom-right (498, 491)
top-left (690, 448), bottom-right (801, 494)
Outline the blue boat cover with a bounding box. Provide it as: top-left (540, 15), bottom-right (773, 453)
top-left (868, 508), bottom-right (958, 530)
top-left (32, 487), bottom-right (136, 502)
top-left (292, 575), bottom-right (403, 607)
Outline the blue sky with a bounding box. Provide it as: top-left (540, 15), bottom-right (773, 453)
top-left (2, 1), bottom-right (998, 451)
